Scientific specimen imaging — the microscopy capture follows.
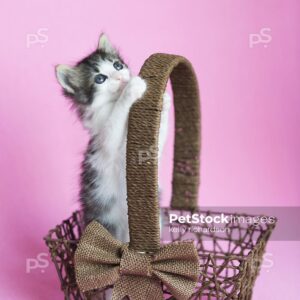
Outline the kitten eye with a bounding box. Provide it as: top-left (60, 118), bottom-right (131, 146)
top-left (94, 74), bottom-right (107, 84)
top-left (113, 61), bottom-right (123, 71)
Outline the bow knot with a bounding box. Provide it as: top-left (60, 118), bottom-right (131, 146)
top-left (74, 221), bottom-right (200, 300)
top-left (120, 246), bottom-right (152, 277)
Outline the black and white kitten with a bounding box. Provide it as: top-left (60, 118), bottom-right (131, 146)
top-left (56, 34), bottom-right (170, 242)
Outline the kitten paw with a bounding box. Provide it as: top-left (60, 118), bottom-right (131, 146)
top-left (126, 76), bottom-right (147, 101)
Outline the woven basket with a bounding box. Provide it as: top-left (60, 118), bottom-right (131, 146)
top-left (44, 54), bottom-right (276, 300)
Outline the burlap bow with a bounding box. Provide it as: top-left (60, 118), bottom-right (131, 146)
top-left (74, 221), bottom-right (200, 300)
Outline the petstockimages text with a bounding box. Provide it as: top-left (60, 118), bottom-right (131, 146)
top-left (169, 213), bottom-right (276, 226)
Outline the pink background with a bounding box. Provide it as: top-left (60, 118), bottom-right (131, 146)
top-left (0, 0), bottom-right (299, 299)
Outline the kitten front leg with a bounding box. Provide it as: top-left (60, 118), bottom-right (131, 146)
top-left (102, 76), bottom-right (147, 154)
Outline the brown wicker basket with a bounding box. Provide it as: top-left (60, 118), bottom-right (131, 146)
top-left (44, 53), bottom-right (276, 300)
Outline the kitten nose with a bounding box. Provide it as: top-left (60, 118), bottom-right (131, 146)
top-left (115, 75), bottom-right (123, 81)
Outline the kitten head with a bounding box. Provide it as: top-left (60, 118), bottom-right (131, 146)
top-left (56, 34), bottom-right (131, 108)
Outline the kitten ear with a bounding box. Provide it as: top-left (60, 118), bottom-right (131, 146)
top-left (55, 64), bottom-right (77, 94)
top-left (98, 33), bottom-right (116, 54)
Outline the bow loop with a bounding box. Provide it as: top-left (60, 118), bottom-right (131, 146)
top-left (75, 221), bottom-right (200, 300)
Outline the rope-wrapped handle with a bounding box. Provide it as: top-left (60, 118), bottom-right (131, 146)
top-left (126, 54), bottom-right (201, 252)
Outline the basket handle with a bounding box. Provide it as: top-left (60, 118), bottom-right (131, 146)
top-left (126, 53), bottom-right (201, 252)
